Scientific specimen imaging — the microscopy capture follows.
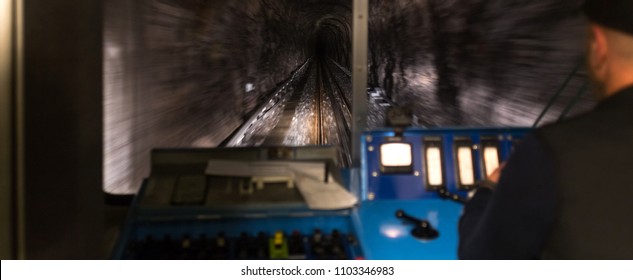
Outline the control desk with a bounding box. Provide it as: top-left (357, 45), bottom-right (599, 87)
top-left (112, 128), bottom-right (529, 259)
top-left (356, 127), bottom-right (529, 259)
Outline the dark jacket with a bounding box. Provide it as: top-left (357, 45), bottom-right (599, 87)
top-left (459, 85), bottom-right (633, 259)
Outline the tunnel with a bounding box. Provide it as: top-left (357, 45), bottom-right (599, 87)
top-left (104, 0), bottom-right (592, 194)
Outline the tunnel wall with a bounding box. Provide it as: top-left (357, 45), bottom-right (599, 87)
top-left (368, 0), bottom-right (592, 126)
top-left (104, 0), bottom-right (349, 193)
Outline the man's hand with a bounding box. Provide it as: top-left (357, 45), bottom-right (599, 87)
top-left (487, 163), bottom-right (506, 184)
top-left (476, 163), bottom-right (506, 192)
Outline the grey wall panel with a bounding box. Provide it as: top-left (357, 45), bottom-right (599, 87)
top-left (0, 0), bottom-right (14, 260)
top-left (22, 0), bottom-right (104, 259)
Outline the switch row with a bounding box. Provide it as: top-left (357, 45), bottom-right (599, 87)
top-left (123, 229), bottom-right (358, 260)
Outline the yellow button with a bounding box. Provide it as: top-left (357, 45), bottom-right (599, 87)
top-left (274, 231), bottom-right (283, 245)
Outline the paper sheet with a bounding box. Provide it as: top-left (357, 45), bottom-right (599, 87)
top-left (294, 171), bottom-right (358, 210)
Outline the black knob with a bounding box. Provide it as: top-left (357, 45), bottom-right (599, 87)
top-left (312, 229), bottom-right (323, 243)
top-left (437, 188), bottom-right (467, 204)
top-left (216, 232), bottom-right (226, 248)
top-left (237, 232), bottom-right (249, 258)
top-left (411, 221), bottom-right (439, 240)
top-left (347, 234), bottom-right (358, 246)
top-left (181, 234), bottom-right (191, 249)
top-left (256, 232), bottom-right (268, 259)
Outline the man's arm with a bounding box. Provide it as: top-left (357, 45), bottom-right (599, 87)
top-left (458, 133), bottom-right (558, 259)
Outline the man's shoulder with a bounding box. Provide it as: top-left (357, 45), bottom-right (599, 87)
top-left (538, 87), bottom-right (633, 140)
top-left (535, 111), bottom-right (600, 141)
top-left (536, 110), bottom-right (597, 138)
top-left (534, 104), bottom-right (633, 157)
top-left (530, 109), bottom-right (607, 155)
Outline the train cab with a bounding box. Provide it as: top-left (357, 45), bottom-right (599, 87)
top-left (7, 0), bottom-right (628, 263)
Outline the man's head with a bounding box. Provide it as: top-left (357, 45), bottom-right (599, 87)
top-left (584, 0), bottom-right (633, 99)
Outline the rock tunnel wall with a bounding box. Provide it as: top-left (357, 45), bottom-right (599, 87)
top-left (104, 0), bottom-right (352, 193)
top-left (367, 0), bottom-right (591, 126)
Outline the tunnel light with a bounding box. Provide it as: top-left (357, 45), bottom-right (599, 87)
top-left (245, 83), bottom-right (254, 93)
top-left (380, 142), bottom-right (413, 173)
top-left (424, 139), bottom-right (444, 189)
top-left (457, 146), bottom-right (476, 187)
top-left (483, 144), bottom-right (500, 177)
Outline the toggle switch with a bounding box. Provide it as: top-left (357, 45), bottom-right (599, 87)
top-left (395, 209), bottom-right (439, 240)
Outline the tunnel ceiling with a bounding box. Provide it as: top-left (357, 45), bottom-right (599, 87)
top-left (105, 0), bottom-right (592, 193)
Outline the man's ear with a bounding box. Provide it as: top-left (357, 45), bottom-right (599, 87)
top-left (589, 25), bottom-right (609, 81)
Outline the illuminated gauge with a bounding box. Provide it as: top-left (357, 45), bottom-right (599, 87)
top-left (454, 139), bottom-right (476, 189)
top-left (481, 138), bottom-right (501, 177)
top-left (424, 138), bottom-right (444, 190)
top-left (380, 140), bottom-right (413, 174)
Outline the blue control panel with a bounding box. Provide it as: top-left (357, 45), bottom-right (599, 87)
top-left (112, 147), bottom-right (366, 260)
top-left (112, 128), bottom-right (530, 260)
top-left (354, 200), bottom-right (462, 259)
top-left (354, 127), bottom-right (530, 259)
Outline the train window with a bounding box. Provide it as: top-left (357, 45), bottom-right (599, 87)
top-left (380, 142), bottom-right (413, 173)
top-left (424, 139), bottom-right (444, 189)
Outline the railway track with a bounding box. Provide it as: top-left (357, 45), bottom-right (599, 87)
top-left (223, 58), bottom-right (353, 166)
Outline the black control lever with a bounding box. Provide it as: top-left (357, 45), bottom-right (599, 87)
top-left (437, 188), bottom-right (468, 204)
top-left (395, 210), bottom-right (439, 240)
